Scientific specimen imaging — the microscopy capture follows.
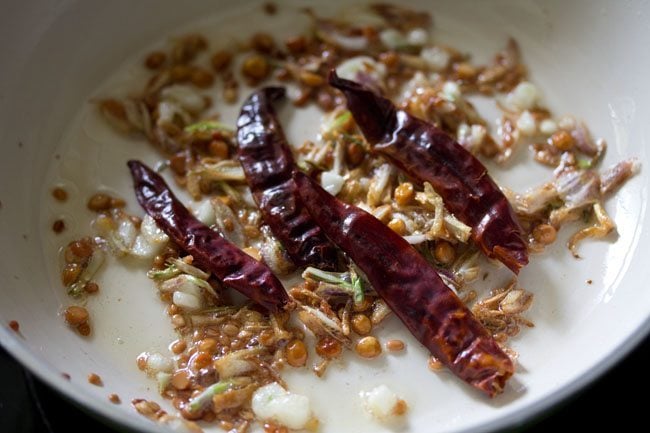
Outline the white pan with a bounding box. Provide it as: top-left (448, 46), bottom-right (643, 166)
top-left (1, 1), bottom-right (649, 432)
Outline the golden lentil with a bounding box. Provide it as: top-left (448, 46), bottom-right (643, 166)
top-left (191, 351), bottom-right (212, 370)
top-left (532, 223), bottom-right (557, 245)
top-left (316, 89), bottom-right (335, 111)
top-left (170, 64), bottom-right (191, 82)
top-left (169, 154), bottom-right (186, 176)
top-left (263, 2), bottom-right (277, 15)
top-left (171, 314), bottom-right (186, 328)
top-left (385, 339), bottom-right (405, 352)
top-left (454, 62), bottom-right (477, 80)
top-left (315, 336), bottom-right (342, 359)
top-left (428, 356), bottom-right (444, 371)
top-left (387, 218), bottom-right (406, 235)
top-left (64, 306), bottom-right (89, 326)
top-left (378, 51), bottom-right (400, 69)
top-left (190, 67), bottom-right (214, 88)
top-left (355, 336), bottom-right (382, 358)
top-left (171, 370), bottom-right (191, 390)
top-left (170, 339), bottom-right (187, 354)
top-left (52, 187), bottom-right (68, 202)
top-left (66, 239), bottom-right (94, 262)
top-left (345, 141), bottom-right (365, 166)
top-left (83, 281), bottom-right (99, 294)
top-left (198, 338), bottom-right (218, 353)
top-left (208, 140), bottom-right (229, 159)
top-left (350, 314), bottom-right (372, 335)
top-left (211, 50), bottom-right (233, 72)
top-left (299, 71), bottom-right (324, 87)
top-left (88, 373), bottom-right (103, 386)
top-left (394, 182), bottom-right (414, 205)
top-left (222, 323), bottom-right (240, 337)
top-left (243, 246), bottom-right (261, 261)
top-left (145, 51), bottom-right (167, 70)
top-left (87, 193), bottom-right (112, 212)
top-left (251, 33), bottom-right (275, 54)
top-left (285, 35), bottom-right (307, 54)
top-left (77, 322), bottom-right (91, 336)
top-left (61, 263), bottom-right (82, 286)
top-left (52, 219), bottom-right (65, 234)
top-left (136, 353), bottom-right (148, 371)
top-left (110, 197), bottom-right (126, 209)
top-left (393, 399), bottom-right (408, 415)
top-left (551, 130), bottom-right (574, 151)
top-left (285, 339), bottom-right (308, 367)
top-left (372, 204), bottom-right (392, 224)
top-left (241, 54), bottom-right (270, 82)
top-left (259, 329), bottom-right (276, 346)
top-left (8, 320), bottom-right (19, 333)
top-left (434, 240), bottom-right (456, 265)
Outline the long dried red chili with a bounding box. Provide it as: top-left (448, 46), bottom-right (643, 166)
top-left (237, 87), bottom-right (339, 270)
top-left (128, 160), bottom-right (290, 312)
top-left (294, 171), bottom-right (514, 397)
top-left (329, 71), bottom-right (528, 274)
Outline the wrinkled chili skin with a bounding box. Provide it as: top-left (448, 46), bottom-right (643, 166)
top-left (294, 171), bottom-right (514, 397)
top-left (329, 71), bottom-right (528, 274)
top-left (237, 87), bottom-right (339, 271)
top-left (128, 160), bottom-right (290, 312)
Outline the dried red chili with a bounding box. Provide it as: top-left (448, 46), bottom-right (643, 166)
top-left (128, 160), bottom-right (290, 312)
top-left (236, 87), bottom-right (339, 270)
top-left (329, 71), bottom-right (528, 274)
top-left (294, 171), bottom-right (514, 397)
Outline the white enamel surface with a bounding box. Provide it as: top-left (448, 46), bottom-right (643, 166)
top-left (0, 1), bottom-right (649, 433)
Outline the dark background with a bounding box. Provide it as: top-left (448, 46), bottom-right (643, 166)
top-left (1, 334), bottom-right (648, 432)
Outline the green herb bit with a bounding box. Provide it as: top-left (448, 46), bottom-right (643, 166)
top-left (67, 282), bottom-right (85, 298)
top-left (217, 181), bottom-right (242, 204)
top-left (329, 110), bottom-right (352, 131)
top-left (187, 377), bottom-right (249, 413)
top-left (350, 267), bottom-right (365, 305)
top-left (302, 266), bottom-right (366, 305)
top-left (577, 159), bottom-right (593, 169)
top-left (184, 120), bottom-right (233, 134)
top-left (147, 264), bottom-right (180, 281)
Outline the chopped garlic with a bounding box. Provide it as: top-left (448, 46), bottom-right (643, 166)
top-left (379, 28), bottom-right (407, 50)
top-left (558, 115), bottom-right (576, 130)
top-left (442, 81), bottom-right (461, 101)
top-left (251, 382), bottom-right (313, 430)
top-left (407, 28), bottom-right (428, 46)
top-left (516, 111), bottom-right (537, 136)
top-left (161, 274), bottom-right (209, 297)
top-left (193, 199), bottom-right (215, 225)
top-left (420, 46), bottom-right (450, 71)
top-left (160, 84), bottom-right (206, 113)
top-left (540, 118), bottom-right (558, 135)
top-left (360, 385), bottom-right (407, 421)
top-left (321, 171), bottom-right (345, 195)
top-left (336, 56), bottom-right (386, 86)
top-left (141, 214), bottom-right (169, 245)
top-left (144, 352), bottom-right (174, 376)
top-left (457, 123), bottom-right (487, 152)
top-left (504, 81), bottom-right (539, 111)
top-left (172, 291), bottom-right (202, 311)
